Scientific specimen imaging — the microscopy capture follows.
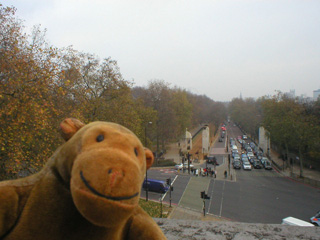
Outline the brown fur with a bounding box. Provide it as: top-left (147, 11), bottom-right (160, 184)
top-left (0, 118), bottom-right (166, 240)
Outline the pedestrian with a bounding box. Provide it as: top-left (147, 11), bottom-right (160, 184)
top-left (224, 170), bottom-right (227, 178)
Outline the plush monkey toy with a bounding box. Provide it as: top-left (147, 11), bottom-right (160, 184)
top-left (0, 118), bottom-right (167, 240)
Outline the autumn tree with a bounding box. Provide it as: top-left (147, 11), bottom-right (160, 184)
top-left (0, 6), bottom-right (64, 179)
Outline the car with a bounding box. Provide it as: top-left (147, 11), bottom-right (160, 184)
top-left (260, 157), bottom-right (268, 165)
top-left (310, 210), bottom-right (320, 226)
top-left (174, 163), bottom-right (194, 170)
top-left (246, 146), bottom-right (253, 153)
top-left (234, 155), bottom-right (241, 162)
top-left (233, 160), bottom-right (241, 169)
top-left (219, 138), bottom-right (223, 142)
top-left (282, 217), bottom-right (314, 226)
top-left (249, 156), bottom-right (257, 164)
top-left (207, 155), bottom-right (219, 165)
top-left (142, 179), bottom-right (169, 193)
top-left (242, 157), bottom-right (249, 163)
top-left (242, 160), bottom-right (252, 170)
top-left (243, 135), bottom-right (248, 140)
top-left (253, 160), bottom-right (263, 169)
top-left (256, 152), bottom-right (263, 160)
top-left (247, 152), bottom-right (254, 159)
top-left (232, 153), bottom-right (240, 159)
top-left (221, 131), bottom-right (225, 138)
top-left (263, 160), bottom-right (272, 170)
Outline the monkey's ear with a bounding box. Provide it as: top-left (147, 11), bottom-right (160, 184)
top-left (60, 118), bottom-right (85, 141)
top-left (144, 148), bottom-right (154, 170)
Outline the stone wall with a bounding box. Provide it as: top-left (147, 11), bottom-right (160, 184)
top-left (155, 219), bottom-right (320, 240)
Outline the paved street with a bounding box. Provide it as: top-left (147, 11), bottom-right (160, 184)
top-left (142, 123), bottom-right (320, 224)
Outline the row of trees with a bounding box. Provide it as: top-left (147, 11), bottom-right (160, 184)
top-left (0, 5), bottom-right (227, 180)
top-left (229, 93), bottom-right (320, 176)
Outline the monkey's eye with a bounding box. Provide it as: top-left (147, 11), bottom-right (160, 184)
top-left (96, 134), bottom-right (104, 142)
top-left (134, 148), bottom-right (138, 156)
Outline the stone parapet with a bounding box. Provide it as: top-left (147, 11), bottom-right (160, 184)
top-left (155, 219), bottom-right (320, 240)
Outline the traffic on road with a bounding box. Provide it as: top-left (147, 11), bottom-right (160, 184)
top-left (140, 121), bottom-right (320, 225)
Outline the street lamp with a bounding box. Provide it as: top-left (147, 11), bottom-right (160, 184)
top-left (145, 121), bottom-right (152, 201)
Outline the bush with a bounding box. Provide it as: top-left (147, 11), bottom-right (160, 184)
top-left (152, 159), bottom-right (176, 167)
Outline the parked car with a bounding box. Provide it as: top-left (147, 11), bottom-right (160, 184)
top-left (142, 179), bottom-right (169, 193)
top-left (242, 135), bottom-right (248, 140)
top-left (242, 160), bottom-right (252, 170)
top-left (310, 210), bottom-right (320, 226)
top-left (253, 160), bottom-right (263, 169)
top-left (175, 163), bottom-right (194, 170)
top-left (233, 160), bottom-right (241, 169)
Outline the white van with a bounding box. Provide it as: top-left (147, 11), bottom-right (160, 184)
top-left (282, 217), bottom-right (314, 227)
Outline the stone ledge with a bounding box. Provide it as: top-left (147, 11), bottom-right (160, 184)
top-left (155, 219), bottom-right (320, 240)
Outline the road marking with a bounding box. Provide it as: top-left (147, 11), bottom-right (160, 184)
top-left (219, 180), bottom-right (226, 217)
top-left (178, 177), bottom-right (191, 205)
top-left (161, 175), bottom-right (178, 201)
top-left (207, 179), bottom-right (215, 214)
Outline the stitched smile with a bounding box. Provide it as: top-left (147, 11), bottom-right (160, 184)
top-left (80, 171), bottom-right (139, 201)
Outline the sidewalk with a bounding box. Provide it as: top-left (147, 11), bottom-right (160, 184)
top-left (168, 205), bottom-right (227, 222)
top-left (269, 150), bottom-right (320, 187)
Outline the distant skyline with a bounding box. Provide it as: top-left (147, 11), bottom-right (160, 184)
top-left (4, 0), bottom-right (320, 102)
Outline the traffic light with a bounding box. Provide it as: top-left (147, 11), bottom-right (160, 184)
top-left (201, 191), bottom-right (205, 199)
top-left (166, 178), bottom-right (170, 185)
top-left (201, 191), bottom-right (209, 199)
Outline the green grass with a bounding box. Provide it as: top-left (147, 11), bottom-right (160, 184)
top-left (139, 198), bottom-right (172, 218)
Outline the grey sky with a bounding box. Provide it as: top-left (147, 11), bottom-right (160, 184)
top-left (4, 0), bottom-right (320, 102)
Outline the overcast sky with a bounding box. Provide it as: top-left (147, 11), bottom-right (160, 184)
top-left (4, 0), bottom-right (320, 102)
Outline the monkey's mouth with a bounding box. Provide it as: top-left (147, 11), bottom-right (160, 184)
top-left (80, 171), bottom-right (139, 201)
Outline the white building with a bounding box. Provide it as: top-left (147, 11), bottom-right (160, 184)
top-left (313, 89), bottom-right (320, 101)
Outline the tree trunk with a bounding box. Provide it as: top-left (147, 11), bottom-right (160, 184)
top-left (299, 147), bottom-right (303, 178)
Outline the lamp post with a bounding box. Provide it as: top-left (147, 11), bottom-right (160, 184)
top-left (145, 121), bottom-right (152, 201)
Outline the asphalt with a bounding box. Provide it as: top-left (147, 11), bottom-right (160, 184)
top-left (162, 133), bottom-right (320, 222)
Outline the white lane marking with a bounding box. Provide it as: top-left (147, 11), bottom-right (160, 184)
top-left (177, 177), bottom-right (191, 205)
top-left (207, 179), bottom-right (215, 214)
top-left (161, 175), bottom-right (178, 201)
top-left (219, 180), bottom-right (226, 217)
